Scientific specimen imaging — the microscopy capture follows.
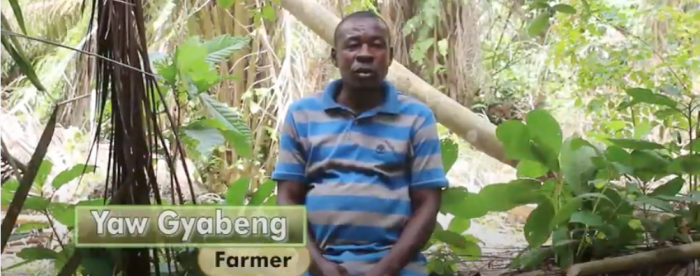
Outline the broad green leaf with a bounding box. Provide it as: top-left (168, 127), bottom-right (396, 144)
top-left (203, 34), bottom-right (251, 64)
top-left (632, 196), bottom-right (674, 212)
top-left (552, 4), bottom-right (576, 14)
top-left (50, 202), bottom-right (76, 226)
top-left (448, 239), bottom-right (481, 261)
top-left (199, 93), bottom-right (253, 159)
top-left (524, 199), bottom-right (555, 246)
top-left (34, 160), bottom-right (53, 187)
top-left (261, 6), bottom-right (276, 21)
top-left (608, 138), bottom-right (665, 150)
top-left (175, 36), bottom-right (219, 93)
top-left (570, 211), bottom-right (604, 226)
top-left (604, 146), bottom-right (632, 165)
top-left (650, 177), bottom-right (684, 197)
top-left (17, 247), bottom-right (59, 261)
top-left (525, 109), bottom-right (562, 168)
top-left (263, 195), bottom-right (277, 206)
top-left (249, 180), bottom-right (275, 206)
top-left (52, 164), bottom-right (97, 189)
top-left (667, 154), bottom-right (700, 174)
top-left (629, 150), bottom-right (670, 171)
top-left (226, 177), bottom-right (250, 205)
top-left (528, 12), bottom-right (551, 36)
top-left (516, 160), bottom-right (549, 178)
top-left (559, 137), bottom-right (598, 194)
top-left (496, 120), bottom-right (534, 161)
top-left (441, 188), bottom-right (488, 219)
top-left (24, 196), bottom-right (50, 211)
top-left (625, 88), bottom-right (678, 109)
top-left (432, 229), bottom-right (466, 248)
top-left (447, 217), bottom-right (471, 234)
top-left (181, 119), bottom-right (226, 158)
top-left (478, 179), bottom-right (543, 211)
top-left (550, 198), bottom-right (581, 228)
top-left (440, 138), bottom-right (459, 173)
top-left (551, 227), bottom-right (574, 268)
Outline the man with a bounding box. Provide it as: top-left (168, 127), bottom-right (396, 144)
top-left (272, 11), bottom-right (448, 276)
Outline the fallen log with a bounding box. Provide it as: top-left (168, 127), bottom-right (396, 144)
top-left (566, 242), bottom-right (700, 276)
top-left (278, 0), bottom-right (513, 167)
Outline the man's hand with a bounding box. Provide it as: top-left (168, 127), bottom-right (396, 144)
top-left (309, 259), bottom-right (350, 276)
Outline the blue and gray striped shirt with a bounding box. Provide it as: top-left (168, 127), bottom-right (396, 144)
top-left (272, 79), bottom-right (449, 276)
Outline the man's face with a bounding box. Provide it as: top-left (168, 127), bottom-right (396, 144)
top-left (332, 17), bottom-right (393, 90)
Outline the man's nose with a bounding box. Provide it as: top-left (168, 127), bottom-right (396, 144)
top-left (355, 45), bottom-right (373, 63)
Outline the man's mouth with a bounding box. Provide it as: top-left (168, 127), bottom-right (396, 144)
top-left (353, 68), bottom-right (375, 78)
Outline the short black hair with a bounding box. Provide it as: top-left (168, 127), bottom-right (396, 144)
top-left (333, 11), bottom-right (390, 46)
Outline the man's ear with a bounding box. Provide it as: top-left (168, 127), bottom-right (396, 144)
top-left (330, 48), bottom-right (338, 67)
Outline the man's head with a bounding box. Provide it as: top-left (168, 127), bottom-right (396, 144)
top-left (331, 11), bottom-right (393, 90)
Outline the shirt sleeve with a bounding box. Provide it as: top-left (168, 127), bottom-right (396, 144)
top-left (271, 108), bottom-right (307, 183)
top-left (410, 109), bottom-right (449, 190)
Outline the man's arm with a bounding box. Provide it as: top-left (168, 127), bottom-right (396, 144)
top-left (272, 109), bottom-right (347, 275)
top-left (368, 110), bottom-right (449, 276)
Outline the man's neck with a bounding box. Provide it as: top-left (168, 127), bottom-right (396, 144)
top-left (336, 84), bottom-right (385, 114)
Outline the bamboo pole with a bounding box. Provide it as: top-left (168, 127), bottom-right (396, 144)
top-left (278, 0), bottom-right (513, 166)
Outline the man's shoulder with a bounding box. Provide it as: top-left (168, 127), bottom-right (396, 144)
top-left (395, 92), bottom-right (434, 117)
top-left (287, 92), bottom-right (324, 111)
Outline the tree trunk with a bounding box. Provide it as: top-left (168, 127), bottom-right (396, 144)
top-left (278, 0), bottom-right (513, 166)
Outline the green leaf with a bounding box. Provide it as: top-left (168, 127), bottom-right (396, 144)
top-left (559, 137), bottom-right (598, 194)
top-left (667, 154), bottom-right (700, 174)
top-left (17, 247), bottom-right (59, 261)
top-left (441, 188), bottom-right (488, 219)
top-left (625, 87), bottom-right (678, 109)
top-left (632, 196), bottom-right (674, 212)
top-left (34, 160), bottom-right (53, 187)
top-left (528, 12), bottom-right (551, 36)
top-left (478, 179), bottom-right (543, 212)
top-left (650, 177), bottom-right (684, 197)
top-left (50, 202), bottom-right (76, 226)
top-left (249, 180), bottom-right (275, 206)
top-left (433, 229), bottom-right (467, 248)
top-left (516, 160), bottom-right (549, 178)
top-left (447, 217), bottom-right (471, 234)
top-left (199, 93), bottom-right (253, 159)
top-left (7, 0), bottom-right (27, 34)
top-left (226, 177), bottom-right (250, 205)
top-left (449, 238), bottom-right (481, 261)
top-left (525, 109), bottom-right (563, 166)
top-left (524, 199), bottom-right (555, 246)
top-left (608, 138), bottom-right (665, 150)
top-left (509, 247), bottom-right (552, 269)
top-left (52, 164), bottom-right (97, 189)
top-left (440, 138), bottom-right (459, 173)
top-left (552, 4), bottom-right (577, 14)
top-left (261, 6), bottom-right (276, 21)
top-left (181, 119), bottom-right (227, 158)
top-left (203, 34), bottom-right (250, 64)
top-left (570, 211), bottom-right (604, 226)
top-left (175, 36), bottom-right (220, 93)
top-left (605, 146), bottom-right (632, 165)
top-left (550, 198), bottom-right (581, 228)
top-left (24, 196), bottom-right (50, 211)
top-left (551, 227), bottom-right (574, 268)
top-left (0, 20), bottom-right (46, 92)
top-left (496, 120), bottom-right (534, 161)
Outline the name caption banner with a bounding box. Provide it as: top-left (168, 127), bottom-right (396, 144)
top-left (74, 206), bottom-right (306, 247)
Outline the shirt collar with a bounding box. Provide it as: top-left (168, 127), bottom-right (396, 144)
top-left (321, 79), bottom-right (401, 115)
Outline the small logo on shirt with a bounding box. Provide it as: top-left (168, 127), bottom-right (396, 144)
top-left (375, 144), bottom-right (386, 154)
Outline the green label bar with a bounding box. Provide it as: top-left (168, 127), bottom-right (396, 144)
top-left (74, 206), bottom-right (307, 248)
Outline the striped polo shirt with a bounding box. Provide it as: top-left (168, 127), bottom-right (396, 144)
top-left (272, 79), bottom-right (449, 276)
